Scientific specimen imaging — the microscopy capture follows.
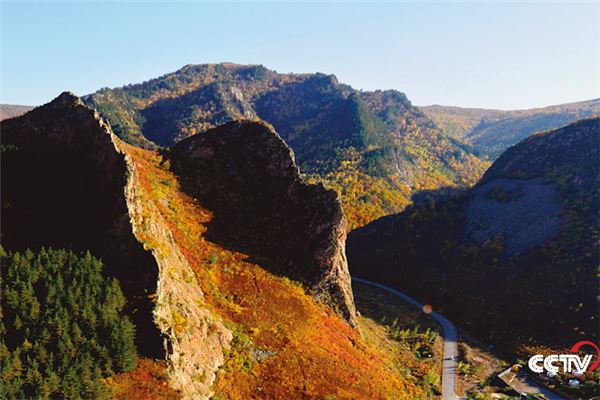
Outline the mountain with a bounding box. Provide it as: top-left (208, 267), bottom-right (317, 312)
top-left (2, 93), bottom-right (435, 399)
top-left (0, 104), bottom-right (34, 121)
top-left (1, 92), bottom-right (164, 357)
top-left (84, 63), bottom-right (489, 228)
top-left (347, 117), bottom-right (600, 353)
top-left (421, 98), bottom-right (600, 159)
top-left (170, 120), bottom-right (356, 323)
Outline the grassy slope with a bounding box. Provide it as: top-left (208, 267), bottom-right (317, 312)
top-left (122, 143), bottom-right (434, 399)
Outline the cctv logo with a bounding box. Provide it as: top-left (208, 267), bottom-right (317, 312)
top-left (528, 341), bottom-right (600, 374)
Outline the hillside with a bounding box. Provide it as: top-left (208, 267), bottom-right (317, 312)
top-left (0, 104), bottom-right (34, 121)
top-left (84, 63), bottom-right (489, 228)
top-left (1, 93), bottom-right (440, 399)
top-left (421, 98), bottom-right (600, 158)
top-left (347, 118), bottom-right (600, 353)
top-left (1, 92), bottom-right (164, 357)
top-left (169, 120), bottom-right (356, 323)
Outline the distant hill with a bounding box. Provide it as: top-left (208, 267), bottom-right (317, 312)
top-left (348, 118), bottom-right (600, 352)
top-left (0, 104), bottom-right (34, 121)
top-left (421, 99), bottom-right (600, 159)
top-left (84, 63), bottom-right (489, 228)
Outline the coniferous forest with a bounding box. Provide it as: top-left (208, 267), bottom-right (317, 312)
top-left (0, 248), bottom-right (136, 399)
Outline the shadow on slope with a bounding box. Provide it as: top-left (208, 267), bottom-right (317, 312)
top-left (166, 120), bottom-right (356, 323)
top-left (1, 94), bottom-right (164, 358)
top-left (347, 173), bottom-right (596, 351)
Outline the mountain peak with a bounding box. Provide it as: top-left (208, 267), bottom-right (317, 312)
top-left (52, 91), bottom-right (82, 107)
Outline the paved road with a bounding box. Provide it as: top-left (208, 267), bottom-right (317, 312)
top-left (353, 278), bottom-right (567, 400)
top-left (352, 278), bottom-right (463, 400)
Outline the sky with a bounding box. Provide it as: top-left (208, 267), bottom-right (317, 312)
top-left (1, 1), bottom-right (599, 109)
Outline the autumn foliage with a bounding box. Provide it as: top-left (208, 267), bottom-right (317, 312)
top-left (122, 143), bottom-right (430, 399)
top-left (109, 358), bottom-right (181, 400)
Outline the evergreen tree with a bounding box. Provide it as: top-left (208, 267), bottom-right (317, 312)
top-left (0, 247), bottom-right (137, 399)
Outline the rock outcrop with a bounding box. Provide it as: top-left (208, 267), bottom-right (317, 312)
top-left (121, 145), bottom-right (232, 399)
top-left (1, 92), bottom-right (232, 399)
top-left (1, 92), bottom-right (163, 356)
top-left (171, 120), bottom-right (357, 324)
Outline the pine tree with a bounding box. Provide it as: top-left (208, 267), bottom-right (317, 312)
top-left (0, 246), bottom-right (138, 399)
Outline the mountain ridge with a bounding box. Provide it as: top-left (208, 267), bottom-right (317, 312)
top-left (2, 92), bottom-right (436, 399)
top-left (347, 117), bottom-right (600, 352)
top-left (421, 98), bottom-right (600, 158)
top-left (85, 62), bottom-right (489, 228)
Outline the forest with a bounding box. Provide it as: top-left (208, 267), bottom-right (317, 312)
top-left (0, 247), bottom-right (136, 399)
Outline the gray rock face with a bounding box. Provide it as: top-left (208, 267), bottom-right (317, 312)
top-left (465, 177), bottom-right (564, 255)
top-left (171, 120), bottom-right (357, 324)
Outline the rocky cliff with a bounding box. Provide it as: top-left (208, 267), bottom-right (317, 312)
top-left (1, 93), bottom-right (231, 399)
top-left (2, 93), bottom-right (364, 398)
top-left (170, 120), bottom-right (357, 324)
top-left (120, 142), bottom-right (232, 399)
top-left (1, 92), bottom-right (163, 356)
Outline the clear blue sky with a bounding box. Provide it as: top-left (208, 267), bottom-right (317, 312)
top-left (2, 1), bottom-right (599, 109)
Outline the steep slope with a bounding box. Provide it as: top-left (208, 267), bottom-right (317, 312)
top-left (2, 93), bottom-right (435, 399)
top-left (0, 104), bottom-right (34, 121)
top-left (422, 98), bottom-right (600, 158)
top-left (121, 131), bottom-right (432, 400)
top-left (0, 93), bottom-right (231, 398)
top-left (348, 118), bottom-right (600, 353)
top-left (84, 63), bottom-right (489, 228)
top-left (170, 120), bottom-right (356, 323)
top-left (1, 92), bottom-right (163, 357)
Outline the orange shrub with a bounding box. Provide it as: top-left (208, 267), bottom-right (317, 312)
top-left (122, 144), bottom-right (428, 399)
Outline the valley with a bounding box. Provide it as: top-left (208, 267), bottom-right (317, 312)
top-left (1, 64), bottom-right (598, 400)
top-left (348, 118), bottom-right (600, 398)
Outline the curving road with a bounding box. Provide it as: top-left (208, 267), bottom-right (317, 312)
top-left (352, 277), bottom-right (463, 400)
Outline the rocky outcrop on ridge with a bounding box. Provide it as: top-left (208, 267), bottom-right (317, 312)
top-left (171, 120), bottom-right (357, 324)
top-left (0, 92), bottom-right (232, 399)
